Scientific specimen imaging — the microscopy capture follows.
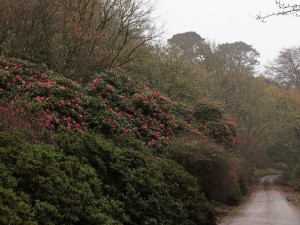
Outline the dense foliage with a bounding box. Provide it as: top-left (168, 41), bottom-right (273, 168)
top-left (0, 130), bottom-right (216, 225)
top-left (0, 132), bottom-right (118, 225)
top-left (188, 103), bottom-right (237, 147)
top-left (0, 56), bottom-right (237, 149)
top-left (0, 57), bottom-right (184, 148)
top-left (168, 136), bottom-right (252, 205)
top-left (0, 56), bottom-right (243, 224)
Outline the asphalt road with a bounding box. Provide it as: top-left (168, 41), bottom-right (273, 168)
top-left (219, 175), bottom-right (300, 225)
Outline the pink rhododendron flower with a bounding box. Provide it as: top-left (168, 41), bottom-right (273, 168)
top-left (227, 118), bottom-right (237, 128)
top-left (78, 129), bottom-right (84, 134)
top-left (153, 90), bottom-right (159, 96)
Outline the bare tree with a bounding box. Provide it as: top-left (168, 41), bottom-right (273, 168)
top-left (0, 0), bottom-right (161, 82)
top-left (265, 47), bottom-right (300, 90)
top-left (256, 0), bottom-right (300, 22)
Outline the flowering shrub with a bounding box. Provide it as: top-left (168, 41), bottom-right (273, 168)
top-left (0, 56), bottom-right (237, 148)
top-left (174, 102), bottom-right (238, 147)
top-left (86, 71), bottom-right (180, 146)
top-left (0, 57), bottom-right (181, 147)
top-left (203, 119), bottom-right (237, 147)
top-left (0, 58), bottom-right (87, 135)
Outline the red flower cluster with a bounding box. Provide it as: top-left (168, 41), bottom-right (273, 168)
top-left (0, 58), bottom-right (88, 135)
top-left (0, 58), bottom-right (184, 146)
top-left (87, 71), bottom-right (182, 146)
top-left (0, 57), bottom-right (238, 148)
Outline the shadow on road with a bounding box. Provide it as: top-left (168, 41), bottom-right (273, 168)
top-left (259, 175), bottom-right (280, 190)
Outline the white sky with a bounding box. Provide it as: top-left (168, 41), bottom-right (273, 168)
top-left (152, 0), bottom-right (300, 72)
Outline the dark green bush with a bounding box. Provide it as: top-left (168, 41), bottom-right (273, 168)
top-left (155, 159), bottom-right (216, 225)
top-left (0, 162), bottom-right (36, 225)
top-left (54, 131), bottom-right (216, 225)
top-left (0, 131), bottom-right (119, 225)
top-left (168, 135), bottom-right (252, 205)
top-left (0, 130), bottom-right (217, 225)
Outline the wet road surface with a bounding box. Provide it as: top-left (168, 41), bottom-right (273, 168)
top-left (219, 175), bottom-right (300, 225)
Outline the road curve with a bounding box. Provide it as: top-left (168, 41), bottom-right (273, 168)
top-left (219, 175), bottom-right (300, 225)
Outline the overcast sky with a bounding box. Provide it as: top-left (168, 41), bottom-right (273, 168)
top-left (152, 0), bottom-right (300, 72)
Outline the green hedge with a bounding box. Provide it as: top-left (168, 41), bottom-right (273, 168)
top-left (0, 131), bottom-right (216, 225)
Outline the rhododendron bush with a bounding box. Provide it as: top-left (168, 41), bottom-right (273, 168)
top-left (0, 57), bottom-right (183, 146)
top-left (173, 103), bottom-right (238, 147)
top-left (0, 56), bottom-right (237, 148)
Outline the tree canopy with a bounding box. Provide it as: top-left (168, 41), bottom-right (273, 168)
top-left (167, 31), bottom-right (211, 61)
top-left (265, 46), bottom-right (300, 90)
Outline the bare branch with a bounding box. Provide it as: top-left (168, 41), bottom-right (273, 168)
top-left (255, 0), bottom-right (300, 22)
top-left (0, 0), bottom-right (161, 82)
